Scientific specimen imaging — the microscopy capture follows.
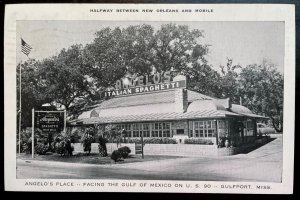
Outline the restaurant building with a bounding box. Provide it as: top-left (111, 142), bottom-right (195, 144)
top-left (70, 74), bottom-right (267, 146)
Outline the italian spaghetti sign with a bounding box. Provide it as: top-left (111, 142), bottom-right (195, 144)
top-left (104, 71), bottom-right (186, 97)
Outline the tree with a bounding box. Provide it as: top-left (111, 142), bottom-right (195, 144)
top-left (17, 45), bottom-right (95, 149)
top-left (95, 124), bottom-right (124, 157)
top-left (149, 24), bottom-right (216, 96)
top-left (238, 62), bottom-right (283, 132)
top-left (17, 59), bottom-right (52, 128)
top-left (37, 44), bottom-right (93, 110)
top-left (120, 24), bottom-right (155, 75)
top-left (85, 24), bottom-right (209, 85)
top-left (84, 27), bottom-right (129, 89)
top-left (219, 58), bottom-right (242, 103)
top-left (151, 24), bottom-right (206, 74)
top-left (186, 62), bottom-right (222, 97)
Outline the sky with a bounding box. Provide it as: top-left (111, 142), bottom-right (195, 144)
top-left (17, 21), bottom-right (284, 73)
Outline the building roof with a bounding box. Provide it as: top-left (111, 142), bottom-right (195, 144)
top-left (230, 104), bottom-right (269, 119)
top-left (230, 104), bottom-right (253, 114)
top-left (93, 89), bottom-right (213, 110)
top-left (71, 89), bottom-right (267, 125)
top-left (187, 99), bottom-right (227, 112)
top-left (72, 110), bottom-right (241, 125)
top-left (77, 90), bottom-right (214, 120)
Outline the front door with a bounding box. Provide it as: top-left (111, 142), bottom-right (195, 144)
top-left (176, 129), bottom-right (184, 135)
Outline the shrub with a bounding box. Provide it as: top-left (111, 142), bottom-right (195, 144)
top-left (118, 146), bottom-right (131, 159)
top-left (54, 135), bottom-right (73, 156)
top-left (184, 138), bottom-right (213, 145)
top-left (127, 138), bottom-right (141, 144)
top-left (69, 130), bottom-right (82, 143)
top-left (22, 137), bottom-right (33, 154)
top-left (55, 141), bottom-right (65, 155)
top-left (35, 143), bottom-right (49, 155)
top-left (127, 137), bottom-right (177, 144)
top-left (146, 138), bottom-right (177, 144)
top-left (98, 136), bottom-right (108, 157)
top-left (81, 134), bottom-right (94, 155)
top-left (111, 150), bottom-right (121, 162)
top-left (18, 130), bottom-right (40, 154)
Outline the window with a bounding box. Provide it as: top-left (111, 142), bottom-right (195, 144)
top-left (151, 122), bottom-right (171, 137)
top-left (246, 121), bottom-right (254, 130)
top-left (132, 123), bottom-right (140, 137)
top-left (116, 124), bottom-right (132, 137)
top-left (190, 120), bottom-right (216, 138)
top-left (218, 120), bottom-right (228, 129)
top-left (141, 123), bottom-right (150, 137)
top-left (112, 122), bottom-right (171, 138)
top-left (245, 120), bottom-right (254, 136)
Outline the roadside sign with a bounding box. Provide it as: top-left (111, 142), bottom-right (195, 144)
top-left (37, 112), bottom-right (63, 133)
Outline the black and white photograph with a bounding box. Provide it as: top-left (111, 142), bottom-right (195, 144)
top-left (4, 4), bottom-right (295, 193)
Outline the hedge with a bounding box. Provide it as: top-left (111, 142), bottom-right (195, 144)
top-left (126, 137), bottom-right (177, 144)
top-left (184, 138), bottom-right (213, 145)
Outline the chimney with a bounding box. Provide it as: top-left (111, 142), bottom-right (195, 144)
top-left (173, 75), bottom-right (188, 113)
top-left (214, 98), bottom-right (231, 110)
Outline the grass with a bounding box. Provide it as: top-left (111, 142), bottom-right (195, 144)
top-left (17, 153), bottom-right (181, 165)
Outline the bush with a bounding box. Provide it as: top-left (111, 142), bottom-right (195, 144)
top-left (118, 146), bottom-right (131, 159)
top-left (22, 137), bottom-right (33, 154)
top-left (127, 137), bottom-right (177, 144)
top-left (69, 130), bottom-right (82, 143)
top-left (127, 138), bottom-right (141, 144)
top-left (184, 138), bottom-right (213, 145)
top-left (18, 130), bottom-right (40, 154)
top-left (55, 141), bottom-right (65, 155)
top-left (98, 136), bottom-right (108, 157)
top-left (111, 150), bottom-right (121, 162)
top-left (54, 135), bottom-right (73, 156)
top-left (81, 134), bottom-right (94, 155)
top-left (35, 143), bottom-right (49, 155)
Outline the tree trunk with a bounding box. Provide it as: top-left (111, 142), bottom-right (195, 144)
top-left (271, 117), bottom-right (282, 132)
top-left (98, 143), bottom-right (107, 157)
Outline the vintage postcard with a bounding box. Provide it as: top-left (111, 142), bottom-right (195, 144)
top-left (4, 4), bottom-right (295, 193)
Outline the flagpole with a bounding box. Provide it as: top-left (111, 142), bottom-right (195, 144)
top-left (19, 38), bottom-right (32, 155)
top-left (18, 62), bottom-right (21, 155)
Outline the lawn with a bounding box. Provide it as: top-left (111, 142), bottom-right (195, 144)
top-left (17, 153), bottom-right (181, 165)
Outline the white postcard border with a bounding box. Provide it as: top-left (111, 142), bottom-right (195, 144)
top-left (4, 4), bottom-right (295, 193)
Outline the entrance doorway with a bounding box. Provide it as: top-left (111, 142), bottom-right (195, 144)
top-left (176, 129), bottom-right (184, 135)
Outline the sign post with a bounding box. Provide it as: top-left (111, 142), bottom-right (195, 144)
top-left (64, 110), bottom-right (66, 135)
top-left (141, 127), bottom-right (144, 159)
top-left (31, 108), bottom-right (35, 158)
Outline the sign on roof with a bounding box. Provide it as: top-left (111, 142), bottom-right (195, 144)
top-left (104, 71), bottom-right (186, 97)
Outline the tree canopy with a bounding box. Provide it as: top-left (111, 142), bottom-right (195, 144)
top-left (17, 23), bottom-right (284, 131)
top-left (239, 62), bottom-right (283, 131)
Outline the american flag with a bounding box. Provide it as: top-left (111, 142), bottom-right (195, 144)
top-left (21, 38), bottom-right (32, 56)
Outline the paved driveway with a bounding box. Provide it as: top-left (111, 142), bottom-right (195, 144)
top-left (108, 136), bottom-right (282, 182)
top-left (17, 136), bottom-right (282, 182)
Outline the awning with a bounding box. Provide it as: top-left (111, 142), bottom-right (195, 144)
top-left (69, 110), bottom-right (241, 125)
top-left (236, 113), bottom-right (269, 119)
